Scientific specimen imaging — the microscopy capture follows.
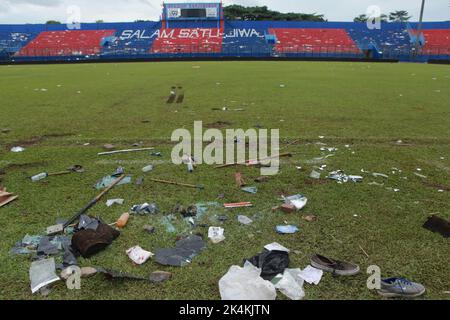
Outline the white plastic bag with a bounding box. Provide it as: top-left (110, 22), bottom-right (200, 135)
top-left (274, 269), bottom-right (305, 300)
top-left (219, 262), bottom-right (276, 300)
top-left (208, 227), bottom-right (225, 243)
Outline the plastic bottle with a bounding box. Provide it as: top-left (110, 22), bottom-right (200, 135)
top-left (31, 172), bottom-right (48, 182)
top-left (116, 212), bottom-right (130, 228)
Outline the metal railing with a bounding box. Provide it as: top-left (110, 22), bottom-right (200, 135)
top-left (3, 43), bottom-right (450, 62)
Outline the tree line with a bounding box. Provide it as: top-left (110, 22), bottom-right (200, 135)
top-left (44, 7), bottom-right (413, 24)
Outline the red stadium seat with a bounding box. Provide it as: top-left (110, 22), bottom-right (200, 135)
top-left (269, 28), bottom-right (360, 54)
top-left (422, 29), bottom-right (450, 55)
top-left (17, 30), bottom-right (116, 56)
top-left (150, 28), bottom-right (223, 54)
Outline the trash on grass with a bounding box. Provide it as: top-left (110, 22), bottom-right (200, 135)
top-left (126, 246), bottom-right (154, 265)
top-left (423, 215), bottom-right (449, 238)
top-left (154, 235), bottom-right (206, 267)
top-left (115, 212), bottom-right (130, 228)
top-left (131, 203), bottom-right (158, 215)
top-left (282, 194), bottom-right (308, 210)
top-left (272, 269), bottom-right (305, 300)
top-left (208, 227), bottom-right (225, 243)
top-left (10, 146), bottom-right (25, 153)
top-left (264, 242), bottom-right (290, 253)
top-left (106, 199), bottom-right (124, 207)
top-left (309, 170), bottom-right (321, 179)
top-left (219, 261), bottom-right (276, 300)
top-left (298, 265), bottom-right (323, 285)
top-left (328, 170), bottom-right (363, 183)
top-left (71, 221), bottom-right (120, 258)
top-left (246, 249), bottom-right (290, 280)
top-left (0, 187), bottom-right (18, 208)
top-left (238, 215), bottom-right (253, 225)
top-left (30, 258), bottom-right (60, 294)
top-left (224, 202), bottom-right (252, 208)
top-left (142, 165), bottom-right (154, 173)
top-left (241, 186), bottom-right (258, 194)
top-left (276, 225), bottom-right (299, 234)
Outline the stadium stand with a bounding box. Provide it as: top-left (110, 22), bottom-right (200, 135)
top-left (150, 28), bottom-right (223, 54)
top-left (269, 28), bottom-right (360, 56)
top-left (18, 29), bottom-right (116, 57)
top-left (0, 2), bottom-right (450, 63)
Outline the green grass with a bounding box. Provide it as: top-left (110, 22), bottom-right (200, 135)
top-left (0, 61), bottom-right (449, 300)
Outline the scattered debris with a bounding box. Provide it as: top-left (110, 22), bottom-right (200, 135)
top-left (264, 242), bottom-right (290, 253)
top-left (237, 215), bottom-right (253, 225)
top-left (298, 265), bottom-right (323, 285)
top-left (71, 220), bottom-right (120, 258)
top-left (241, 186), bottom-right (257, 194)
top-left (423, 215), bottom-right (449, 238)
top-left (309, 170), bottom-right (321, 179)
top-left (208, 227), bottom-right (225, 243)
top-left (143, 225), bottom-right (155, 234)
top-left (0, 187), bottom-right (18, 208)
top-left (142, 165), bottom-right (154, 173)
top-left (103, 144), bottom-right (115, 150)
top-left (29, 258), bottom-right (60, 294)
top-left (150, 178), bottom-right (204, 190)
top-left (149, 271), bottom-right (172, 283)
top-left (131, 203), bottom-right (158, 215)
top-left (302, 215), bottom-right (317, 222)
top-left (126, 246), bottom-right (154, 265)
top-left (224, 202), bottom-right (253, 208)
top-left (10, 146), bottom-right (25, 153)
top-left (98, 147), bottom-right (154, 156)
top-left (235, 172), bottom-right (246, 187)
top-left (282, 194), bottom-right (308, 211)
top-left (115, 212), bottom-right (130, 228)
top-left (272, 269), bottom-right (305, 300)
top-left (219, 262), bottom-right (276, 300)
top-left (154, 235), bottom-right (206, 267)
top-left (276, 225), bottom-right (299, 234)
top-left (246, 248), bottom-right (290, 280)
top-left (281, 204), bottom-right (295, 213)
top-left (328, 171), bottom-right (363, 183)
top-left (106, 199), bottom-right (124, 207)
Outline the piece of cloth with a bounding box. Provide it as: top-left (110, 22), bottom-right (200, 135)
top-left (245, 249), bottom-right (290, 280)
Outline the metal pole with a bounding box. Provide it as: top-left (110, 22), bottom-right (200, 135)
top-left (415, 0), bottom-right (426, 56)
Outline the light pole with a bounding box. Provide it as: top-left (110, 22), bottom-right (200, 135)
top-left (414, 0), bottom-right (425, 55)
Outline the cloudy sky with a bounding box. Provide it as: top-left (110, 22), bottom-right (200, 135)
top-left (0, 0), bottom-right (449, 24)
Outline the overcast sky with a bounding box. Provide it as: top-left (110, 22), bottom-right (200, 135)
top-left (0, 0), bottom-right (449, 24)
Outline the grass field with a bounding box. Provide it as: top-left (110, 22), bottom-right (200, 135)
top-left (0, 61), bottom-right (449, 300)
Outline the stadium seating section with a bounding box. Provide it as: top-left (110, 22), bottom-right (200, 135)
top-left (269, 28), bottom-right (360, 54)
top-left (1, 21), bottom-right (450, 61)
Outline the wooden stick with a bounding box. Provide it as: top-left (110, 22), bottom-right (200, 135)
top-left (150, 178), bottom-right (204, 189)
top-left (215, 153), bottom-right (292, 168)
top-left (98, 147), bottom-right (154, 156)
top-left (359, 245), bottom-right (370, 258)
top-left (63, 175), bottom-right (126, 227)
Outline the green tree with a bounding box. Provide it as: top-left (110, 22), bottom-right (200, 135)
top-left (96, 20), bottom-right (104, 23)
top-left (389, 10), bottom-right (411, 22)
top-left (45, 20), bottom-right (61, 24)
top-left (354, 14), bottom-right (368, 22)
top-left (223, 5), bottom-right (325, 22)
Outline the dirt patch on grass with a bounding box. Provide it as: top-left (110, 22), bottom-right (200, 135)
top-left (206, 121), bottom-right (232, 129)
top-left (422, 181), bottom-right (450, 191)
top-left (304, 179), bottom-right (330, 185)
top-left (1, 161), bottom-right (48, 172)
top-left (6, 133), bottom-right (74, 149)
